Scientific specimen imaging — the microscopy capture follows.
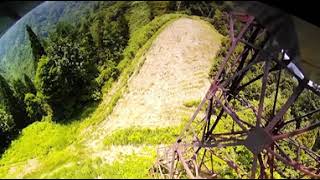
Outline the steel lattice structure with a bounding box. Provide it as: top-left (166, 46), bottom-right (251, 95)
top-left (151, 12), bottom-right (320, 179)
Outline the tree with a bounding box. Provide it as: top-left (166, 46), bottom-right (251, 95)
top-left (12, 78), bottom-right (28, 103)
top-left (12, 74), bottom-right (40, 125)
top-left (78, 19), bottom-right (99, 65)
top-left (90, 18), bottom-right (103, 48)
top-left (0, 105), bottom-right (15, 152)
top-left (35, 22), bottom-right (99, 119)
top-left (0, 74), bottom-right (16, 112)
top-left (212, 8), bottom-right (228, 36)
top-left (125, 1), bottom-right (151, 35)
top-left (23, 74), bottom-right (37, 94)
top-left (0, 74), bottom-right (28, 129)
top-left (24, 93), bottom-right (46, 122)
top-left (0, 105), bottom-right (15, 134)
top-left (26, 25), bottom-right (47, 71)
top-left (101, 15), bottom-right (129, 63)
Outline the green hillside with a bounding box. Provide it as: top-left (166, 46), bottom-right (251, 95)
top-left (0, 1), bottom-right (319, 179)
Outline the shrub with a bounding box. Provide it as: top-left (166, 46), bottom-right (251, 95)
top-left (125, 1), bottom-right (152, 35)
top-left (212, 9), bottom-right (228, 36)
top-left (35, 23), bottom-right (99, 119)
top-left (0, 106), bottom-right (15, 134)
top-left (24, 93), bottom-right (48, 122)
top-left (0, 106), bottom-right (15, 152)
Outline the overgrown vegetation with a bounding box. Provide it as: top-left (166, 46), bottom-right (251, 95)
top-left (183, 99), bottom-right (201, 108)
top-left (0, 1), bottom-right (186, 178)
top-left (0, 1), bottom-right (318, 179)
top-left (103, 126), bottom-right (181, 146)
top-left (22, 147), bottom-right (157, 179)
top-left (0, 1), bottom-right (231, 153)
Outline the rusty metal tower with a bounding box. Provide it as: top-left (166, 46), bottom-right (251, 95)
top-left (152, 9), bottom-right (320, 179)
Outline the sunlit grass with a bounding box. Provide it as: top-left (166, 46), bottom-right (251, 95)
top-left (0, 7), bottom-right (225, 178)
top-left (183, 99), bottom-right (201, 108)
top-left (103, 126), bottom-right (181, 146)
top-left (0, 13), bottom-right (185, 178)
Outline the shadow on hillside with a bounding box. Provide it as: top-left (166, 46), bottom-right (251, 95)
top-left (54, 101), bottom-right (100, 125)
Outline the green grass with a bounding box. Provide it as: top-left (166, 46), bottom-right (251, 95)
top-left (77, 13), bottom-right (185, 131)
top-left (125, 1), bottom-right (152, 35)
top-left (183, 99), bottom-right (201, 108)
top-left (23, 146), bottom-right (157, 179)
top-left (100, 152), bottom-right (156, 178)
top-left (0, 12), bottom-right (225, 178)
top-left (22, 148), bottom-right (84, 178)
top-left (0, 13), bottom-right (185, 178)
top-left (0, 121), bottom-right (78, 165)
top-left (0, 121), bottom-right (81, 178)
top-left (103, 126), bottom-right (181, 146)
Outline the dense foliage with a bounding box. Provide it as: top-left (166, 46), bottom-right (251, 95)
top-left (0, 1), bottom-right (171, 152)
top-left (0, 1), bottom-right (107, 80)
top-left (0, 12), bottom-right (183, 178)
top-left (26, 25), bottom-right (46, 72)
top-left (35, 25), bottom-right (99, 119)
top-left (0, 1), bottom-right (318, 179)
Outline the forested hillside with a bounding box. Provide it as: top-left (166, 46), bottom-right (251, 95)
top-left (0, 1), bottom-right (319, 178)
top-left (0, 1), bottom-right (106, 80)
top-left (0, 1), bottom-right (229, 154)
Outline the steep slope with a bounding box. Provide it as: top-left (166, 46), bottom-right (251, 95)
top-left (0, 16), bottom-right (222, 178)
top-left (85, 17), bottom-right (222, 161)
top-left (110, 17), bottom-right (220, 127)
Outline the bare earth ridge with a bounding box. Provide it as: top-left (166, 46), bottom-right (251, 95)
top-left (84, 17), bottom-right (222, 163)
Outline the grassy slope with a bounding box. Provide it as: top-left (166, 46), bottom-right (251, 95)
top-left (0, 14), bottom-right (223, 178)
top-left (0, 13), bottom-right (184, 178)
